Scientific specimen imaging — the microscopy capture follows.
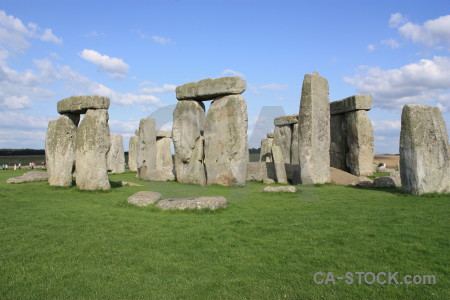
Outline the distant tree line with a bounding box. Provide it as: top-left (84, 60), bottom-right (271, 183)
top-left (0, 149), bottom-right (45, 156)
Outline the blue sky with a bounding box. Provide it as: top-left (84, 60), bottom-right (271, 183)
top-left (1, 0), bottom-right (449, 153)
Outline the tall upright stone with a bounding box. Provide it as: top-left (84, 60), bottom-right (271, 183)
top-left (75, 109), bottom-right (111, 190)
top-left (291, 123), bottom-right (300, 165)
top-left (273, 125), bottom-right (292, 164)
top-left (272, 145), bottom-right (288, 184)
top-left (155, 131), bottom-right (175, 181)
top-left (107, 134), bottom-right (125, 174)
top-left (330, 114), bottom-right (348, 171)
top-left (298, 72), bottom-right (331, 184)
top-left (136, 118), bottom-right (157, 180)
top-left (128, 135), bottom-right (138, 172)
top-left (46, 114), bottom-right (79, 186)
top-left (172, 101), bottom-right (206, 185)
top-left (400, 104), bottom-right (450, 194)
top-left (204, 94), bottom-right (248, 186)
top-left (260, 135), bottom-right (274, 162)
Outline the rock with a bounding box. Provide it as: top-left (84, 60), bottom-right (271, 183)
top-left (329, 167), bottom-right (359, 185)
top-left (118, 181), bottom-right (143, 187)
top-left (345, 110), bottom-right (374, 176)
top-left (156, 130), bottom-right (172, 138)
top-left (298, 72), bottom-right (331, 184)
top-left (57, 95), bottom-right (110, 114)
top-left (260, 137), bottom-right (273, 162)
top-left (176, 77), bottom-right (246, 101)
top-left (128, 135), bottom-right (138, 172)
top-left (330, 94), bottom-right (372, 115)
top-left (155, 136), bottom-right (175, 181)
top-left (204, 95), bottom-right (248, 186)
top-left (373, 176), bottom-right (399, 188)
top-left (263, 178), bottom-right (276, 184)
top-left (272, 145), bottom-right (288, 184)
top-left (267, 132), bottom-right (274, 138)
top-left (400, 104), bottom-right (450, 194)
top-left (107, 134), bottom-right (125, 174)
top-left (172, 100), bottom-right (206, 185)
top-left (273, 124), bottom-right (292, 164)
top-left (262, 186), bottom-right (297, 193)
top-left (291, 123), bottom-right (300, 165)
top-left (246, 162), bottom-right (277, 182)
top-left (45, 114), bottom-right (79, 186)
top-left (75, 109), bottom-right (111, 190)
top-left (127, 191), bottom-right (162, 207)
top-left (156, 196), bottom-right (227, 210)
top-left (274, 114), bottom-right (298, 126)
top-left (136, 118), bottom-right (158, 180)
top-left (330, 114), bottom-right (348, 171)
top-left (355, 176), bottom-right (374, 187)
top-left (7, 171), bottom-right (48, 183)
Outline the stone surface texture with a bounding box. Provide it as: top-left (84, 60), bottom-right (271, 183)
top-left (246, 162), bottom-right (277, 182)
top-left (57, 95), bottom-right (110, 114)
top-left (273, 124), bottom-right (292, 164)
top-left (157, 196), bottom-right (228, 210)
top-left (127, 191), bottom-right (162, 207)
top-left (260, 137), bottom-right (273, 162)
top-left (272, 145), bottom-right (288, 184)
top-left (204, 95), bottom-right (248, 186)
top-left (172, 100), bottom-right (206, 185)
top-left (136, 118), bottom-right (158, 180)
top-left (128, 135), bottom-right (138, 172)
top-left (75, 109), bottom-right (111, 190)
top-left (156, 130), bottom-right (172, 138)
top-left (400, 104), bottom-right (450, 194)
top-left (7, 171), bottom-right (48, 184)
top-left (46, 114), bottom-right (79, 186)
top-left (298, 72), bottom-right (331, 184)
top-left (176, 77), bottom-right (246, 101)
top-left (330, 114), bottom-right (348, 171)
top-left (261, 186), bottom-right (297, 193)
top-left (107, 134), bottom-right (125, 174)
top-left (274, 114), bottom-right (299, 126)
top-left (330, 94), bottom-right (372, 115)
top-left (155, 136), bottom-right (175, 181)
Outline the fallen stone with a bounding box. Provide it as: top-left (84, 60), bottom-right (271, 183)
top-left (262, 186), bottom-right (297, 192)
top-left (127, 191), bottom-right (162, 207)
top-left (330, 95), bottom-right (372, 115)
top-left (400, 104), bottom-right (450, 194)
top-left (156, 196), bottom-right (227, 210)
top-left (263, 178), bottom-right (276, 184)
top-left (373, 176), bottom-right (399, 188)
top-left (330, 167), bottom-right (359, 186)
top-left (176, 77), bottom-right (246, 101)
top-left (118, 181), bottom-right (143, 187)
top-left (274, 114), bottom-right (299, 126)
top-left (107, 134), bottom-right (125, 174)
top-left (128, 135), bottom-right (138, 172)
top-left (355, 177), bottom-right (374, 187)
top-left (57, 95), bottom-right (110, 114)
top-left (7, 171), bottom-right (48, 184)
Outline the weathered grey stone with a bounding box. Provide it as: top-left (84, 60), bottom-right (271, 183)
top-left (57, 95), bottom-right (110, 114)
top-left (176, 77), bottom-right (246, 101)
top-left (128, 135), bottom-right (138, 172)
top-left (400, 104), bottom-right (450, 194)
top-left (155, 137), bottom-right (175, 181)
top-left (260, 137), bottom-right (273, 162)
top-left (356, 177), bottom-right (374, 187)
top-left (204, 95), bottom-right (248, 186)
top-left (135, 129), bottom-right (139, 136)
top-left (330, 167), bottom-right (359, 185)
top-left (127, 191), bottom-right (162, 207)
top-left (272, 145), bottom-right (288, 184)
top-left (263, 178), bottom-right (275, 184)
top-left (274, 114), bottom-right (299, 126)
top-left (262, 186), bottom-right (297, 193)
top-left (107, 134), bottom-right (125, 174)
top-left (172, 100), bottom-right (206, 186)
top-left (273, 124), bottom-right (292, 164)
top-left (298, 72), bottom-right (331, 184)
top-left (46, 114), bottom-right (79, 186)
top-left (7, 171), bottom-right (48, 184)
top-left (267, 132), bottom-right (274, 138)
top-left (75, 109), bottom-right (111, 190)
top-left (118, 181), bottom-right (142, 187)
top-left (136, 118), bottom-right (158, 180)
top-left (346, 110), bottom-right (374, 176)
top-left (157, 196), bottom-right (227, 210)
top-left (291, 123), bottom-right (300, 165)
top-left (330, 95), bottom-right (372, 115)
top-left (156, 130), bottom-right (172, 138)
top-left (246, 162), bottom-right (277, 181)
top-left (373, 176), bottom-right (399, 188)
top-left (330, 114), bottom-right (348, 171)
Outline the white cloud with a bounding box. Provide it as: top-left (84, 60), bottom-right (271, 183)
top-left (381, 38), bottom-right (400, 49)
top-left (260, 83), bottom-right (288, 90)
top-left (109, 120), bottom-right (139, 133)
top-left (40, 28), bottom-right (63, 44)
top-left (140, 84), bottom-right (176, 94)
top-left (436, 93), bottom-right (450, 113)
top-left (344, 56), bottom-right (450, 109)
top-left (0, 111), bottom-right (53, 130)
top-left (389, 13), bottom-right (407, 28)
top-left (151, 35), bottom-right (171, 45)
top-left (79, 49), bottom-right (129, 79)
top-left (372, 120), bottom-right (401, 131)
top-left (367, 44), bottom-right (376, 52)
top-left (398, 15), bottom-right (450, 49)
top-left (0, 95), bottom-right (32, 110)
top-left (82, 31), bottom-right (105, 38)
top-left (221, 69), bottom-right (245, 78)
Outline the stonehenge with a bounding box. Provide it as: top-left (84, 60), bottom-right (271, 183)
top-left (155, 131), bottom-right (175, 181)
top-left (128, 135), bottom-right (138, 172)
top-left (259, 132), bottom-right (274, 162)
top-left (46, 95), bottom-right (112, 190)
top-left (330, 95), bottom-right (374, 176)
top-left (400, 105), bottom-right (450, 195)
top-left (136, 118), bottom-right (158, 180)
top-left (107, 134), bottom-right (125, 174)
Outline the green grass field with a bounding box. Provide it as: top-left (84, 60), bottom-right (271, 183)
top-left (0, 170), bottom-right (448, 299)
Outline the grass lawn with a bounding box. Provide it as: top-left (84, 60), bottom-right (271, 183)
top-left (0, 170), bottom-right (448, 299)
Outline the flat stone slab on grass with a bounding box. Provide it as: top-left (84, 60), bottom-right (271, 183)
top-left (127, 191), bottom-right (162, 207)
top-left (176, 77), bottom-right (246, 101)
top-left (7, 171), bottom-right (48, 183)
top-left (119, 181), bottom-right (143, 187)
top-left (156, 196), bottom-right (227, 210)
top-left (262, 186), bottom-right (297, 193)
top-left (373, 176), bottom-right (400, 188)
top-left (57, 95), bottom-right (110, 114)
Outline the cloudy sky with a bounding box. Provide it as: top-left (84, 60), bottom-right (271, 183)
top-left (1, 0), bottom-right (449, 153)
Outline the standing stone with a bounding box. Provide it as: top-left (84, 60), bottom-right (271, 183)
top-left (291, 123), bottom-right (300, 165)
top-left (172, 100), bottom-right (206, 185)
top-left (346, 110), bottom-right (374, 176)
top-left (298, 71), bottom-right (331, 184)
top-left (57, 95), bottom-right (110, 114)
top-left (260, 137), bottom-right (273, 162)
top-left (155, 132), bottom-right (175, 181)
top-left (273, 125), bottom-right (292, 164)
top-left (272, 145), bottom-right (288, 184)
top-left (128, 135), bottom-right (138, 172)
top-left (136, 118), bottom-right (158, 180)
top-left (204, 94), bottom-right (248, 186)
top-left (46, 114), bottom-right (79, 186)
top-left (330, 114), bottom-right (348, 171)
top-left (75, 109), bottom-right (110, 190)
top-left (400, 105), bottom-right (450, 194)
top-left (107, 134), bottom-right (125, 174)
